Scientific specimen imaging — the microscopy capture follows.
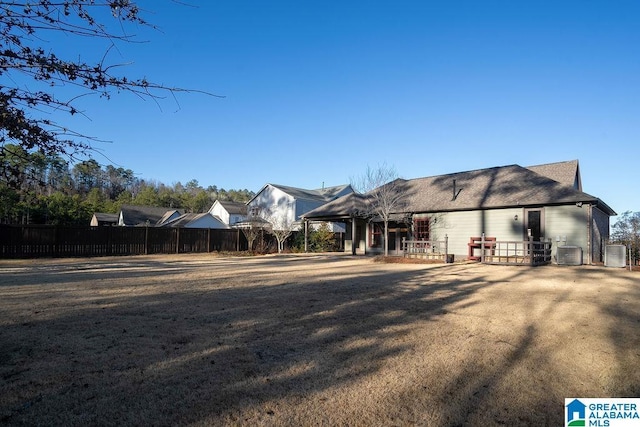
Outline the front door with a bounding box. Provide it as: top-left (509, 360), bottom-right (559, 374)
top-left (524, 209), bottom-right (544, 241)
top-left (388, 222), bottom-right (409, 254)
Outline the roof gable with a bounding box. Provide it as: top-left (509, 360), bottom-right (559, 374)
top-left (526, 160), bottom-right (582, 190)
top-left (212, 200), bottom-right (247, 215)
top-left (158, 210), bottom-right (181, 226)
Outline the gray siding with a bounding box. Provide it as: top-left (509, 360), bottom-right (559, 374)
top-left (419, 206), bottom-right (592, 261)
top-left (342, 202), bottom-right (607, 262)
top-left (544, 205), bottom-right (588, 261)
top-left (425, 208), bottom-right (522, 258)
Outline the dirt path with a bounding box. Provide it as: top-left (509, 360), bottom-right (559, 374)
top-left (1, 254), bottom-right (638, 426)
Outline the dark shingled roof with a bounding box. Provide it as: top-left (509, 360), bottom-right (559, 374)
top-left (160, 213), bottom-right (224, 228)
top-left (303, 162), bottom-right (615, 220)
top-left (526, 159), bottom-right (581, 190)
top-left (93, 213), bottom-right (118, 223)
top-left (217, 200), bottom-right (247, 215)
top-left (119, 205), bottom-right (183, 226)
top-left (260, 184), bottom-right (353, 203)
top-left (301, 192), bottom-right (370, 220)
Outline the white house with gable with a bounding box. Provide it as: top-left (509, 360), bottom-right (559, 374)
top-left (209, 200), bottom-right (247, 226)
top-left (247, 183), bottom-right (354, 232)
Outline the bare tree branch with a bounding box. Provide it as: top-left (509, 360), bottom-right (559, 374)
top-left (352, 163), bottom-right (405, 256)
top-left (1, 0), bottom-right (221, 183)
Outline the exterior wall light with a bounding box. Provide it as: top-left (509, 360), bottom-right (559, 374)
top-left (514, 214), bottom-right (518, 221)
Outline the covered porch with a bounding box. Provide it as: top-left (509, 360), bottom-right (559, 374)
top-left (301, 193), bottom-right (371, 255)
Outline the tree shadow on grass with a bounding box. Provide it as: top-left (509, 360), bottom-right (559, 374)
top-left (0, 253), bottom-right (359, 287)
top-left (601, 277), bottom-right (640, 397)
top-left (433, 267), bottom-right (640, 426)
top-left (1, 258), bottom-right (638, 425)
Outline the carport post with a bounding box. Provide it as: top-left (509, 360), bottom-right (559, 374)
top-left (445, 234), bottom-right (449, 262)
top-left (351, 216), bottom-right (357, 255)
top-left (304, 219), bottom-right (309, 253)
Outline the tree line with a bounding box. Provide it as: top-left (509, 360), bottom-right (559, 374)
top-left (0, 144), bottom-right (254, 225)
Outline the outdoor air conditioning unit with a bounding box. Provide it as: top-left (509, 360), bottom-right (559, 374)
top-left (605, 245), bottom-right (626, 268)
top-left (557, 246), bottom-right (582, 266)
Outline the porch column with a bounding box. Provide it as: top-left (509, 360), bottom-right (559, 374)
top-left (351, 216), bottom-right (357, 255)
top-left (304, 219), bottom-right (309, 253)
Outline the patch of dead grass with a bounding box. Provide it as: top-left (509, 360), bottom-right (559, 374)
top-left (0, 254), bottom-right (638, 426)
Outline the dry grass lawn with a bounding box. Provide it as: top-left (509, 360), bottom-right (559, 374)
top-left (0, 254), bottom-right (638, 426)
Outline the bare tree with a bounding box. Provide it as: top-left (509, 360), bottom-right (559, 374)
top-left (238, 213), bottom-right (268, 252)
top-left (0, 1), bottom-right (218, 182)
top-left (352, 163), bottom-right (405, 257)
top-left (611, 211), bottom-right (640, 264)
top-left (261, 208), bottom-right (297, 254)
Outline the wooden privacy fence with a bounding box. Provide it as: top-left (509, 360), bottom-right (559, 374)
top-left (0, 225), bottom-right (248, 258)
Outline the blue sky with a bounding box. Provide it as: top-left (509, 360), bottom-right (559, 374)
top-left (59, 1), bottom-right (639, 214)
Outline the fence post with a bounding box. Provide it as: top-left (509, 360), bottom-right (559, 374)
top-left (529, 236), bottom-right (534, 266)
top-left (145, 227), bottom-right (149, 255)
top-left (53, 225), bottom-right (59, 257)
top-left (176, 228), bottom-right (180, 254)
top-left (107, 226), bottom-right (112, 256)
top-left (304, 220), bottom-right (309, 253)
top-left (15, 226), bottom-right (21, 258)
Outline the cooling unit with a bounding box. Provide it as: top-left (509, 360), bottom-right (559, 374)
top-left (557, 246), bottom-right (582, 266)
top-left (605, 245), bottom-right (626, 268)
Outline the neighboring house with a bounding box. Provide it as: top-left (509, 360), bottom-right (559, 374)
top-left (160, 212), bottom-right (228, 229)
top-left (90, 213), bottom-right (118, 227)
top-left (118, 205), bottom-right (183, 227)
top-left (246, 183), bottom-right (354, 232)
top-left (209, 200), bottom-right (247, 226)
top-left (302, 160), bottom-right (616, 264)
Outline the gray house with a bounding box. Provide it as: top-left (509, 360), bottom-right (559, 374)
top-left (302, 160), bottom-right (615, 264)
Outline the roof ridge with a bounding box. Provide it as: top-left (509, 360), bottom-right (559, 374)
top-left (405, 164), bottom-right (520, 182)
